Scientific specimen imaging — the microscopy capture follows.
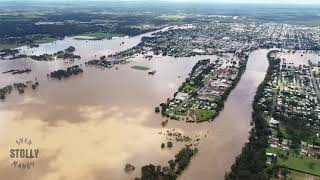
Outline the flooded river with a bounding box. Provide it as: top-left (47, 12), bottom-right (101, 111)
top-left (0, 30), bottom-right (270, 180)
top-left (180, 49), bottom-right (269, 179)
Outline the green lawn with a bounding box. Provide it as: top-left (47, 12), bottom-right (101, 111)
top-left (0, 43), bottom-right (22, 49)
top-left (0, 36), bottom-right (57, 50)
top-left (77, 32), bottom-right (125, 40)
top-left (267, 147), bottom-right (320, 176)
top-left (279, 124), bottom-right (290, 139)
top-left (195, 109), bottom-right (215, 122)
top-left (182, 83), bottom-right (197, 93)
top-left (279, 121), bottom-right (320, 145)
top-left (33, 37), bottom-right (57, 44)
top-left (165, 108), bottom-right (175, 115)
top-left (287, 170), bottom-right (320, 180)
top-left (131, 66), bottom-right (150, 71)
top-left (166, 107), bottom-right (186, 117)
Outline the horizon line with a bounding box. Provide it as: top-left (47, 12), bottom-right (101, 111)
top-left (1, 0), bottom-right (320, 5)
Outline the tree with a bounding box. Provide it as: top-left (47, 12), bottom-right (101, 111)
top-left (65, 46), bottom-right (75, 53)
top-left (100, 55), bottom-right (106, 60)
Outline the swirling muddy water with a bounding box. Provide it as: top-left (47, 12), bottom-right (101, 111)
top-left (0, 29), bottom-right (269, 180)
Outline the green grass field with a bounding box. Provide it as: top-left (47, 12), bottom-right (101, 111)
top-left (267, 147), bottom-right (320, 176)
top-left (195, 109), bottom-right (215, 122)
top-left (77, 32), bottom-right (125, 40)
top-left (182, 83), bottom-right (197, 93)
top-left (131, 66), bottom-right (150, 71)
top-left (33, 37), bottom-right (57, 44)
top-left (0, 43), bottom-right (22, 49)
top-left (0, 36), bottom-right (57, 50)
top-left (166, 107), bottom-right (186, 117)
top-left (279, 124), bottom-right (290, 139)
top-left (287, 170), bottom-right (320, 180)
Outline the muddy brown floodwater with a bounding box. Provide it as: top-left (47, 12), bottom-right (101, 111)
top-left (0, 29), bottom-right (269, 180)
top-left (179, 49), bottom-right (269, 180)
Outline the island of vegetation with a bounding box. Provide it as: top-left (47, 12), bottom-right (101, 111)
top-left (136, 146), bottom-right (198, 180)
top-left (0, 49), bottom-right (19, 59)
top-left (0, 81), bottom-right (39, 99)
top-left (131, 66), bottom-right (150, 71)
top-left (49, 65), bottom-right (83, 80)
top-left (2, 68), bottom-right (31, 75)
top-left (30, 46), bottom-right (80, 61)
top-left (124, 163), bottom-right (135, 173)
top-left (85, 55), bottom-right (127, 69)
top-left (1, 46), bottom-right (80, 61)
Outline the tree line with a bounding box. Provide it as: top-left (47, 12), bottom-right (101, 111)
top-left (225, 50), bottom-right (281, 180)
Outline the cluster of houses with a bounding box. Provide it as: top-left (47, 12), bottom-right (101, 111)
top-left (259, 53), bottom-right (320, 166)
top-left (164, 96), bottom-right (217, 122)
top-left (267, 118), bottom-right (320, 163)
top-left (198, 60), bottom-right (239, 101)
top-left (111, 22), bottom-right (320, 60)
top-left (276, 62), bottom-right (320, 129)
top-left (162, 55), bottom-right (242, 122)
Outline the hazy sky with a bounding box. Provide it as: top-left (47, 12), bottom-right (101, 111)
top-left (2, 0), bottom-right (320, 4)
top-left (167, 0), bottom-right (320, 4)
top-left (162, 0), bottom-right (320, 4)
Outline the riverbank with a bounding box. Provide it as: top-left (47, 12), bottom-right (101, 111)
top-left (158, 51), bottom-right (249, 123)
top-left (180, 49), bottom-right (269, 180)
top-left (74, 32), bottom-right (126, 40)
top-left (226, 50), bottom-right (277, 179)
top-left (226, 49), bottom-right (320, 179)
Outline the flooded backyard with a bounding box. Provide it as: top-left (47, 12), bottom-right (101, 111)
top-left (277, 50), bottom-right (320, 65)
top-left (0, 30), bottom-right (270, 180)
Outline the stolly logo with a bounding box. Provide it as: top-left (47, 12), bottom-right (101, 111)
top-left (10, 137), bottom-right (40, 170)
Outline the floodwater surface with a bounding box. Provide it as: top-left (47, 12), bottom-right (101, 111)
top-left (0, 31), bottom-right (270, 180)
